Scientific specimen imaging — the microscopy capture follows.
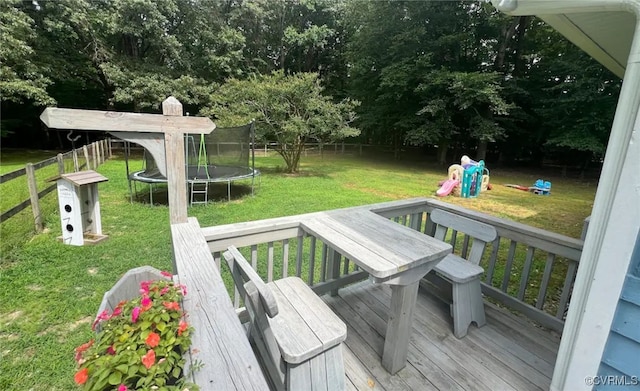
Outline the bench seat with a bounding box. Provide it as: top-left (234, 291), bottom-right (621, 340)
top-left (435, 254), bottom-right (484, 284)
top-left (267, 277), bottom-right (346, 364)
top-left (425, 209), bottom-right (497, 338)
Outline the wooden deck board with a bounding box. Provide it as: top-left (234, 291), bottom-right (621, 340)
top-left (327, 280), bottom-right (559, 391)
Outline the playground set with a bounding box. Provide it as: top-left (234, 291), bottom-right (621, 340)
top-left (505, 179), bottom-right (552, 195)
top-left (436, 155), bottom-right (490, 198)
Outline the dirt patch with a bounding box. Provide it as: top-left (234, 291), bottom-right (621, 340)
top-left (0, 333), bottom-right (19, 342)
top-left (470, 201), bottom-right (538, 219)
top-left (3, 310), bottom-right (23, 324)
top-left (69, 316), bottom-right (92, 331)
top-left (87, 268), bottom-right (98, 275)
top-left (26, 284), bottom-right (43, 291)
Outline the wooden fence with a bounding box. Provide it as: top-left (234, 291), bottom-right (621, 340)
top-left (0, 139), bottom-right (112, 231)
top-left (108, 138), bottom-right (397, 158)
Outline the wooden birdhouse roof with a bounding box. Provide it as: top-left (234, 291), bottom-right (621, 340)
top-left (57, 170), bottom-right (108, 186)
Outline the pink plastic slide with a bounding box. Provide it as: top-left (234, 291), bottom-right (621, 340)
top-left (436, 179), bottom-right (459, 197)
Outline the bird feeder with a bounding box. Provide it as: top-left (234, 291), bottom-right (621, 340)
top-left (53, 170), bottom-right (108, 246)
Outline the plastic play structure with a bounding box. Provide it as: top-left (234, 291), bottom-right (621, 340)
top-left (436, 155), bottom-right (490, 198)
top-left (124, 121), bottom-right (260, 204)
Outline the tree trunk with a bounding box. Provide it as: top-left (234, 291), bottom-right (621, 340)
top-left (476, 140), bottom-right (487, 161)
top-left (437, 141), bottom-right (449, 165)
top-left (513, 17), bottom-right (531, 77)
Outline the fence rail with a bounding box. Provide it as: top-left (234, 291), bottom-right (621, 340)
top-left (109, 138), bottom-right (398, 157)
top-left (0, 139), bottom-right (112, 231)
top-left (200, 198), bottom-right (582, 333)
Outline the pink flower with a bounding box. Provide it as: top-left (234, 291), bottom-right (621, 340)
top-left (131, 307), bottom-right (141, 323)
top-left (118, 385), bottom-right (128, 391)
top-left (178, 320), bottom-right (188, 336)
top-left (160, 286), bottom-right (170, 295)
top-left (141, 296), bottom-right (152, 311)
top-left (162, 301), bottom-right (180, 311)
top-left (74, 368), bottom-right (89, 385)
top-left (139, 281), bottom-right (151, 295)
top-left (112, 307), bottom-right (122, 317)
top-left (74, 339), bottom-right (94, 362)
top-left (178, 284), bottom-right (187, 296)
top-left (141, 349), bottom-right (155, 369)
top-left (106, 345), bottom-right (116, 355)
top-left (145, 332), bottom-right (160, 348)
top-left (92, 310), bottom-right (111, 330)
top-left (160, 271), bottom-right (172, 278)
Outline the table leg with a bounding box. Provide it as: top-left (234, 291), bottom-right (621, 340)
top-left (381, 280), bottom-right (420, 374)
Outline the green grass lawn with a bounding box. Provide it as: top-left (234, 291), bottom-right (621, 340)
top-left (0, 151), bottom-right (597, 390)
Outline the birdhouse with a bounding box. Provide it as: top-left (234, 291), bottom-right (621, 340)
top-left (53, 170), bottom-right (108, 246)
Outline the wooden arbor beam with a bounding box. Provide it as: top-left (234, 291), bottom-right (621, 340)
top-left (40, 96), bottom-right (215, 224)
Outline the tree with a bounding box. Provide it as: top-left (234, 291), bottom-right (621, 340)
top-left (0, 0), bottom-right (54, 106)
top-left (409, 70), bottom-right (511, 164)
top-left (202, 71), bottom-right (359, 173)
top-left (528, 24), bottom-right (620, 168)
top-left (345, 1), bottom-right (516, 161)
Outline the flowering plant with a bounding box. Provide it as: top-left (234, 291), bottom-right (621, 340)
top-left (74, 273), bottom-right (197, 390)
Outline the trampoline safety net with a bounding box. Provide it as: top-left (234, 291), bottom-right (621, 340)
top-left (129, 121), bottom-right (259, 203)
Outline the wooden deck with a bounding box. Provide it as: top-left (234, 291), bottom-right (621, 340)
top-left (323, 280), bottom-right (561, 391)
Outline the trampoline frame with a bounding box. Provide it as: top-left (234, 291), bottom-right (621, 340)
top-left (128, 165), bottom-right (261, 204)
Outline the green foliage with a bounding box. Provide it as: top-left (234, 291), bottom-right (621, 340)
top-left (0, 0), bottom-right (55, 107)
top-left (202, 71), bottom-right (360, 172)
top-left (530, 25), bottom-right (620, 159)
top-left (409, 70), bottom-right (512, 145)
top-left (345, 1), bottom-right (515, 156)
top-left (0, 0), bottom-right (622, 164)
top-left (74, 279), bottom-right (196, 390)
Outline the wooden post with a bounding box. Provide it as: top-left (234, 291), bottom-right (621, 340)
top-left (162, 97), bottom-right (188, 224)
top-left (57, 153), bottom-right (65, 175)
top-left (92, 142), bottom-right (97, 169)
top-left (73, 149), bottom-right (79, 172)
top-left (83, 145), bottom-right (91, 170)
top-left (108, 138), bottom-right (113, 158)
top-left (39, 101), bottom-right (214, 225)
top-left (26, 163), bottom-right (43, 232)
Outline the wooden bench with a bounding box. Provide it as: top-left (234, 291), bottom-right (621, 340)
top-left (223, 246), bottom-right (347, 391)
top-left (172, 219), bottom-right (270, 390)
top-left (423, 209), bottom-right (497, 338)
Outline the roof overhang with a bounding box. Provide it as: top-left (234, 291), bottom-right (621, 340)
top-left (492, 0), bottom-right (639, 78)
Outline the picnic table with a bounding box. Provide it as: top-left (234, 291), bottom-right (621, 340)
top-left (300, 209), bottom-right (452, 374)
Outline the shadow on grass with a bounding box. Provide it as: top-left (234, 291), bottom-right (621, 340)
top-left (129, 183), bottom-right (255, 206)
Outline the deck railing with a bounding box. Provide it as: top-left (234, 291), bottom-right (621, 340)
top-left (201, 198), bottom-right (582, 332)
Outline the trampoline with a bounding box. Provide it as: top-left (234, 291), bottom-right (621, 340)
top-left (124, 121), bottom-right (260, 204)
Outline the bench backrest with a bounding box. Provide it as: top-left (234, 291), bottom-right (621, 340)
top-left (429, 209), bottom-right (497, 265)
top-left (223, 246), bottom-right (285, 389)
top-left (223, 246), bottom-right (279, 317)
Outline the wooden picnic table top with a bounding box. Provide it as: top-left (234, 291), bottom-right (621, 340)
top-left (301, 209), bottom-right (452, 281)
